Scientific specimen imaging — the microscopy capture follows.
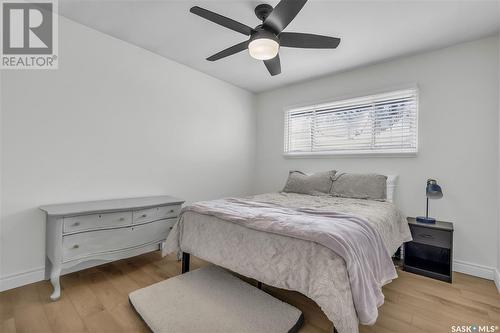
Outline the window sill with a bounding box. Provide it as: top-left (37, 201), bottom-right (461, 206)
top-left (283, 151), bottom-right (418, 158)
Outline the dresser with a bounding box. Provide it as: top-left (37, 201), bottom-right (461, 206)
top-left (40, 195), bottom-right (184, 300)
top-left (403, 217), bottom-right (454, 283)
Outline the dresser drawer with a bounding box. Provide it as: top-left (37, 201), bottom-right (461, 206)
top-left (133, 205), bottom-right (182, 224)
top-left (410, 225), bottom-right (451, 248)
top-left (133, 207), bottom-right (157, 224)
top-left (157, 205), bottom-right (182, 219)
top-left (62, 218), bottom-right (176, 262)
top-left (63, 212), bottom-right (132, 233)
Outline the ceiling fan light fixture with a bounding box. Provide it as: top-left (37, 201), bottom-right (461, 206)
top-left (248, 31), bottom-right (279, 60)
top-left (190, 1), bottom-right (341, 76)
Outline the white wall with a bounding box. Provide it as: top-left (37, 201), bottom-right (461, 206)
top-left (255, 36), bottom-right (500, 275)
top-left (497, 32), bottom-right (500, 288)
top-left (0, 70), bottom-right (3, 283)
top-left (0, 16), bottom-right (256, 287)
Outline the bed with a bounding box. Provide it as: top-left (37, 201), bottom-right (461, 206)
top-left (165, 191), bottom-right (411, 333)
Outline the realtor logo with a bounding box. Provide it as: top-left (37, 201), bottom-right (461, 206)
top-left (1, 0), bottom-right (58, 69)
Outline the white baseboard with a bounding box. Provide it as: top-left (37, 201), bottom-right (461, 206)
top-left (1, 259), bottom-right (499, 293)
top-left (453, 259), bottom-right (495, 280)
top-left (0, 266), bottom-right (45, 292)
top-left (494, 269), bottom-right (500, 293)
top-left (1, 244), bottom-right (162, 292)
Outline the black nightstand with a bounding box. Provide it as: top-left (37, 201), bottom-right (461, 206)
top-left (403, 217), bottom-right (454, 283)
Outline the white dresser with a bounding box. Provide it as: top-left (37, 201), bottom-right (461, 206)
top-left (40, 195), bottom-right (184, 300)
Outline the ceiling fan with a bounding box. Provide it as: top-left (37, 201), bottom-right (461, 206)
top-left (190, 0), bottom-right (341, 76)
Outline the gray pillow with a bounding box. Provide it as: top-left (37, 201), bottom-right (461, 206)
top-left (330, 173), bottom-right (387, 201)
top-left (282, 170), bottom-right (336, 196)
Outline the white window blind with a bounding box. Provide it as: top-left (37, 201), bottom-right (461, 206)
top-left (284, 88), bottom-right (418, 156)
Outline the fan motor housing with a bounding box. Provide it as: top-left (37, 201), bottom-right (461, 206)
top-left (249, 28), bottom-right (279, 44)
top-left (254, 4), bottom-right (273, 21)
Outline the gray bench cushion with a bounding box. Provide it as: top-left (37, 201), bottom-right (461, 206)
top-left (129, 265), bottom-right (303, 333)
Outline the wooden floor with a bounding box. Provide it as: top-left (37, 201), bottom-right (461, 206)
top-left (1, 252), bottom-right (499, 333)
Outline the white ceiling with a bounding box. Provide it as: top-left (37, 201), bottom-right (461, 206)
top-left (59, 0), bottom-right (500, 93)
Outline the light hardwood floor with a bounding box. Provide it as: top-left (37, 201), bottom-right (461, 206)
top-left (1, 251), bottom-right (499, 333)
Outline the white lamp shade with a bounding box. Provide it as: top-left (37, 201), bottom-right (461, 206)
top-left (248, 38), bottom-right (279, 60)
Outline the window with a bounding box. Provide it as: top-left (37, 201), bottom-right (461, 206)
top-left (284, 88), bottom-right (418, 156)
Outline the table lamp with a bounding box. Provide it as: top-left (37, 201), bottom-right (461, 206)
top-left (416, 179), bottom-right (443, 224)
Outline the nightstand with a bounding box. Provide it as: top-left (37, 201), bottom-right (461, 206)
top-left (403, 217), bottom-right (454, 283)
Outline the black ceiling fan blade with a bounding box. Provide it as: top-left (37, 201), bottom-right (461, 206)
top-left (280, 32), bottom-right (341, 49)
top-left (190, 6), bottom-right (253, 36)
top-left (263, 0), bottom-right (307, 34)
top-left (207, 41), bottom-right (249, 61)
top-left (264, 55), bottom-right (281, 76)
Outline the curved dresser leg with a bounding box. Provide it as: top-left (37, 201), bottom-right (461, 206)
top-left (49, 266), bottom-right (61, 301)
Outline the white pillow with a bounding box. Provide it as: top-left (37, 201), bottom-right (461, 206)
top-left (386, 175), bottom-right (398, 203)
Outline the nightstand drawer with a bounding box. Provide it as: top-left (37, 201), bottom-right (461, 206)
top-left (410, 225), bottom-right (451, 248)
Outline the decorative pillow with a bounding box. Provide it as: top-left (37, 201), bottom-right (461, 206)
top-left (330, 173), bottom-right (387, 201)
top-left (282, 170), bottom-right (336, 196)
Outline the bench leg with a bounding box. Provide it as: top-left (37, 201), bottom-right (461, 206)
top-left (181, 252), bottom-right (190, 274)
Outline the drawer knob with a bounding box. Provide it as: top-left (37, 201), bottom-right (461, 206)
top-left (72, 244), bottom-right (79, 249)
top-left (141, 214), bottom-right (147, 218)
top-left (170, 209), bottom-right (174, 213)
top-left (73, 222), bottom-right (80, 227)
top-left (119, 217), bottom-right (125, 221)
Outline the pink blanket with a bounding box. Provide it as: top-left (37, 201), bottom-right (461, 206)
top-left (181, 197), bottom-right (397, 325)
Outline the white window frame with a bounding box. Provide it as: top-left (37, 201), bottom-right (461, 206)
top-left (283, 87), bottom-right (419, 158)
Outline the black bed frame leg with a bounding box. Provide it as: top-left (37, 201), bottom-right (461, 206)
top-left (181, 252), bottom-right (190, 274)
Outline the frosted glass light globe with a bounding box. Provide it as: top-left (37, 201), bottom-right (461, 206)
top-left (248, 38), bottom-right (279, 60)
